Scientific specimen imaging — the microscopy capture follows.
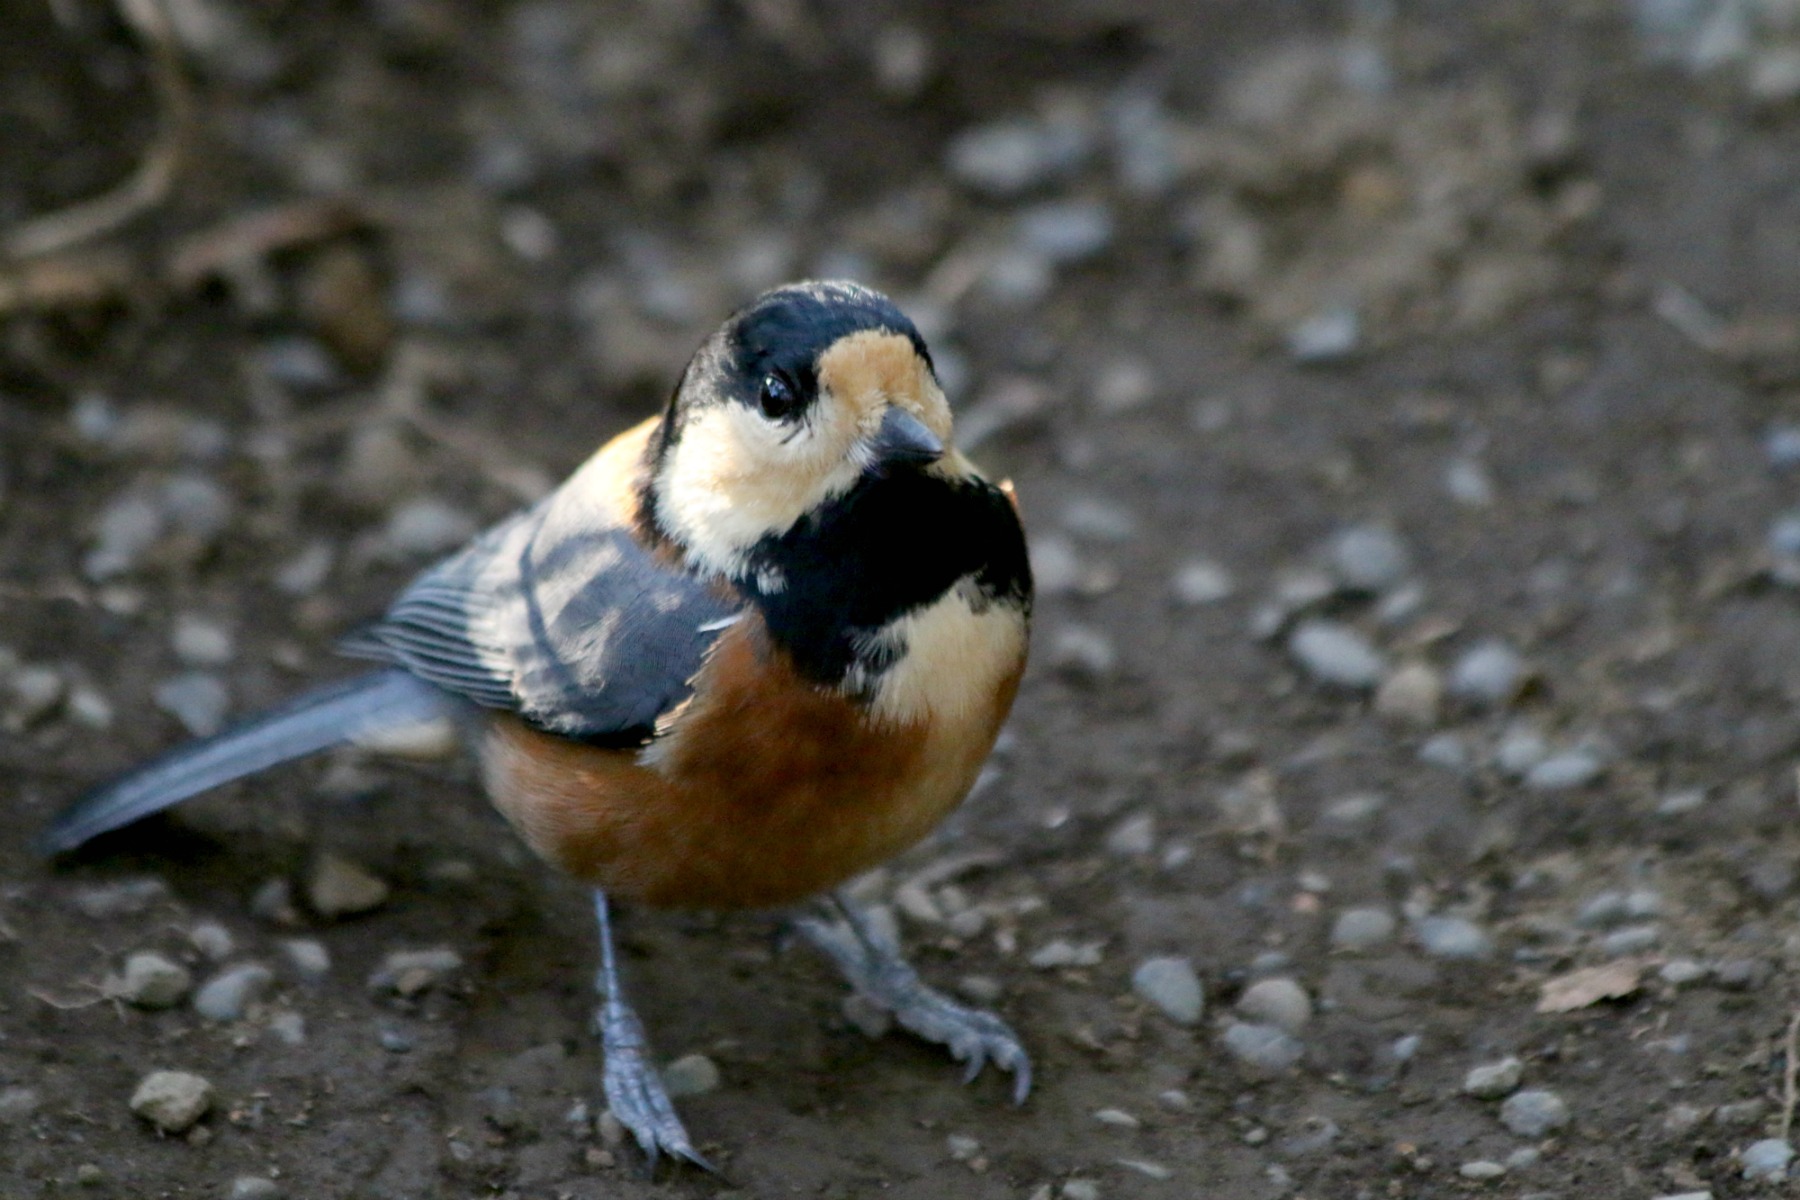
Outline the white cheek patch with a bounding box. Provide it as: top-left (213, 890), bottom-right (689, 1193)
top-left (861, 577), bottom-right (1027, 727)
top-left (656, 404), bottom-right (863, 579)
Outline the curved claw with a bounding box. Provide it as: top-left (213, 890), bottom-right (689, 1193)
top-left (602, 1050), bottom-right (715, 1173)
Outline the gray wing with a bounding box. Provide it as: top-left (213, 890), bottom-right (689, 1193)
top-left (341, 503), bottom-right (740, 745)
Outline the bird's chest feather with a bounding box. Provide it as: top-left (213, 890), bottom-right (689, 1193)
top-left (479, 605), bottom-right (1024, 909)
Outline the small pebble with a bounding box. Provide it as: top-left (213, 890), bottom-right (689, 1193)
top-left (1499, 1089), bottom-right (1569, 1138)
top-left (1288, 306), bottom-right (1360, 363)
top-left (6, 664), bottom-right (65, 728)
top-left (379, 1029), bottom-right (415, 1053)
top-left (1276, 1115), bottom-right (1339, 1156)
top-left (1445, 458), bottom-right (1497, 506)
top-left (1061, 496), bottom-right (1137, 542)
top-left (171, 615), bottom-right (235, 667)
top-left (193, 963), bottom-right (274, 1022)
top-left (662, 1053), bottom-right (721, 1098)
top-left (1448, 639), bottom-right (1526, 706)
top-left (1047, 626), bottom-right (1117, 682)
top-left (1459, 1160), bottom-right (1506, 1181)
top-left (380, 498), bottom-right (478, 559)
top-left (1104, 813), bottom-right (1156, 857)
top-left (944, 117), bottom-right (1089, 198)
top-left (129, 1070), bottom-right (214, 1133)
top-left (1014, 200), bottom-right (1116, 265)
top-left (0, 1086), bottom-right (42, 1124)
top-left (1092, 358), bottom-right (1156, 414)
top-left (1061, 1180), bottom-right (1101, 1200)
top-left (1417, 732), bottom-right (1471, 771)
top-left (369, 947), bottom-right (464, 995)
top-left (188, 921), bottom-right (235, 961)
top-left (153, 672), bottom-right (230, 737)
top-left (230, 1178), bottom-right (283, 1200)
top-left (73, 877), bottom-right (169, 918)
top-left (306, 853), bottom-right (390, 917)
top-left (1505, 1146), bottom-right (1540, 1170)
top-left (1030, 939), bottom-right (1104, 969)
top-left (1463, 1056), bottom-right (1524, 1099)
top-left (1330, 907), bottom-right (1397, 951)
top-left (1525, 751), bottom-right (1604, 791)
top-left (1115, 1158), bottom-right (1172, 1179)
top-left (946, 1133), bottom-right (981, 1160)
top-left (281, 938), bottom-right (332, 978)
top-left (115, 951), bottom-right (193, 1009)
top-left (1220, 1021), bottom-right (1305, 1075)
top-left (249, 877), bottom-right (301, 926)
top-left (1601, 924), bottom-right (1660, 955)
top-left (1130, 956), bottom-right (1203, 1025)
top-left (1716, 957), bottom-right (1771, 991)
top-left (1743, 1138), bottom-right (1795, 1181)
top-left (1288, 620), bottom-right (1386, 690)
top-left (1235, 978), bottom-right (1311, 1034)
top-left (267, 1010), bottom-right (306, 1046)
top-left (1093, 1107), bottom-right (1140, 1129)
top-left (1414, 915), bottom-right (1493, 960)
top-left (1660, 959), bottom-right (1708, 986)
top-left (1494, 723), bottom-right (1549, 777)
top-left (1374, 663), bottom-right (1442, 726)
top-left (1171, 558), bottom-right (1235, 606)
top-left (75, 1163), bottom-right (104, 1185)
top-left (1328, 524), bottom-right (1411, 592)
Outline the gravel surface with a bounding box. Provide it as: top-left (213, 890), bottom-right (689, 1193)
top-left (7, 0), bottom-right (1800, 1196)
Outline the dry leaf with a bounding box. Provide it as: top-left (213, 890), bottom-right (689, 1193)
top-left (1536, 959), bottom-right (1646, 1014)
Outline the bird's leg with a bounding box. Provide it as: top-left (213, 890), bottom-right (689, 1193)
top-left (591, 890), bottom-right (712, 1172)
top-left (793, 889), bottom-right (1032, 1103)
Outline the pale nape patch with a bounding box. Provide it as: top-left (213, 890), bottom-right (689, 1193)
top-left (863, 577), bottom-right (1028, 727)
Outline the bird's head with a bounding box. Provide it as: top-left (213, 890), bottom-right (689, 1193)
top-left (647, 281), bottom-right (956, 578)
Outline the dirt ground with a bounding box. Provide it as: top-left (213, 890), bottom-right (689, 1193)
top-left (8, 0), bottom-right (1800, 1196)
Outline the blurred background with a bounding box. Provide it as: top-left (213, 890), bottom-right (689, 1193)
top-left (6, 0), bottom-right (1800, 1196)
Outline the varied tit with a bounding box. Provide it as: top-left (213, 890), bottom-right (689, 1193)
top-left (42, 280), bottom-right (1034, 1169)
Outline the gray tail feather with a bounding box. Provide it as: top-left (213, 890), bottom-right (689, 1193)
top-left (37, 669), bottom-right (450, 856)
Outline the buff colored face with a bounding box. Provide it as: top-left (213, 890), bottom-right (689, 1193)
top-left (655, 329), bottom-right (958, 578)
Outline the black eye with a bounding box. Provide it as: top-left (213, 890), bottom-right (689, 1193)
top-left (757, 373), bottom-right (802, 421)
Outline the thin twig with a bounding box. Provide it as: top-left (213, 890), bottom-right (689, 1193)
top-left (1780, 1008), bottom-right (1800, 1144)
top-left (4, 0), bottom-right (193, 260)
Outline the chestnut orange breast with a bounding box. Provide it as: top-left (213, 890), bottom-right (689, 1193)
top-left (478, 612), bottom-right (1023, 910)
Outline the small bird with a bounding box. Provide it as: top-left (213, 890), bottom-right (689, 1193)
top-left (41, 280), bottom-right (1033, 1168)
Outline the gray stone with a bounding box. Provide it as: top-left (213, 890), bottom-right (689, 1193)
top-left (193, 963), bottom-right (273, 1022)
top-left (306, 853), bottom-right (390, 917)
top-left (1288, 620), bottom-right (1385, 689)
top-left (1330, 907), bottom-right (1397, 951)
top-left (1445, 458), bottom-right (1497, 507)
top-left (1047, 625), bottom-right (1117, 682)
top-left (1328, 524), bottom-right (1411, 591)
top-left (1104, 813), bottom-right (1156, 857)
top-left (170, 615), bottom-right (234, 667)
top-left (1060, 496), bottom-right (1137, 542)
top-left (1660, 959), bottom-right (1709, 986)
top-left (6, 664), bottom-right (65, 728)
top-left (1463, 1056), bottom-right (1524, 1099)
top-left (1221, 1022), bottom-right (1305, 1075)
top-left (153, 672), bottom-right (230, 737)
top-left (1236, 978), bottom-right (1311, 1034)
top-left (1743, 1138), bottom-right (1794, 1181)
top-left (1374, 663), bottom-right (1442, 726)
top-left (1525, 751), bottom-right (1604, 791)
top-left (1499, 1089), bottom-right (1569, 1138)
top-left (0, 1086), bottom-right (41, 1124)
top-left (1029, 939), bottom-right (1104, 969)
top-left (116, 951), bottom-right (193, 1009)
top-left (1417, 732), bottom-right (1472, 771)
top-left (1717, 957), bottom-right (1772, 991)
top-left (1287, 307), bottom-right (1360, 363)
top-left (661, 1053), bottom-right (721, 1098)
top-left (1014, 200), bottom-right (1116, 264)
top-left (230, 1178), bottom-right (283, 1200)
top-left (1494, 723), bottom-right (1549, 777)
top-left (1414, 915), bottom-right (1493, 960)
top-left (945, 117), bottom-right (1090, 197)
top-left (84, 491), bottom-right (165, 580)
top-left (1601, 924), bottom-right (1660, 955)
top-left (129, 1070), bottom-right (214, 1133)
top-left (188, 921), bottom-right (235, 961)
top-left (370, 947), bottom-right (465, 995)
top-left (281, 939), bottom-right (332, 979)
top-left (1448, 639), bottom-right (1526, 706)
top-left (1131, 956), bottom-right (1203, 1025)
top-left (380, 498), bottom-right (478, 560)
top-left (1171, 558), bottom-right (1235, 606)
top-left (1091, 357), bottom-right (1156, 415)
top-left (1459, 1160), bottom-right (1506, 1181)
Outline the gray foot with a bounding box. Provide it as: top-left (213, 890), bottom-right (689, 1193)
top-left (795, 893), bottom-right (1032, 1103)
top-left (592, 892), bottom-right (713, 1172)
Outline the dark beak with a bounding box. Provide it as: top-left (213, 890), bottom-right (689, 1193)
top-left (868, 407), bottom-right (944, 469)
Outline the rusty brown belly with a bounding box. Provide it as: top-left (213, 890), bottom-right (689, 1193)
top-left (475, 622), bottom-right (1018, 909)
